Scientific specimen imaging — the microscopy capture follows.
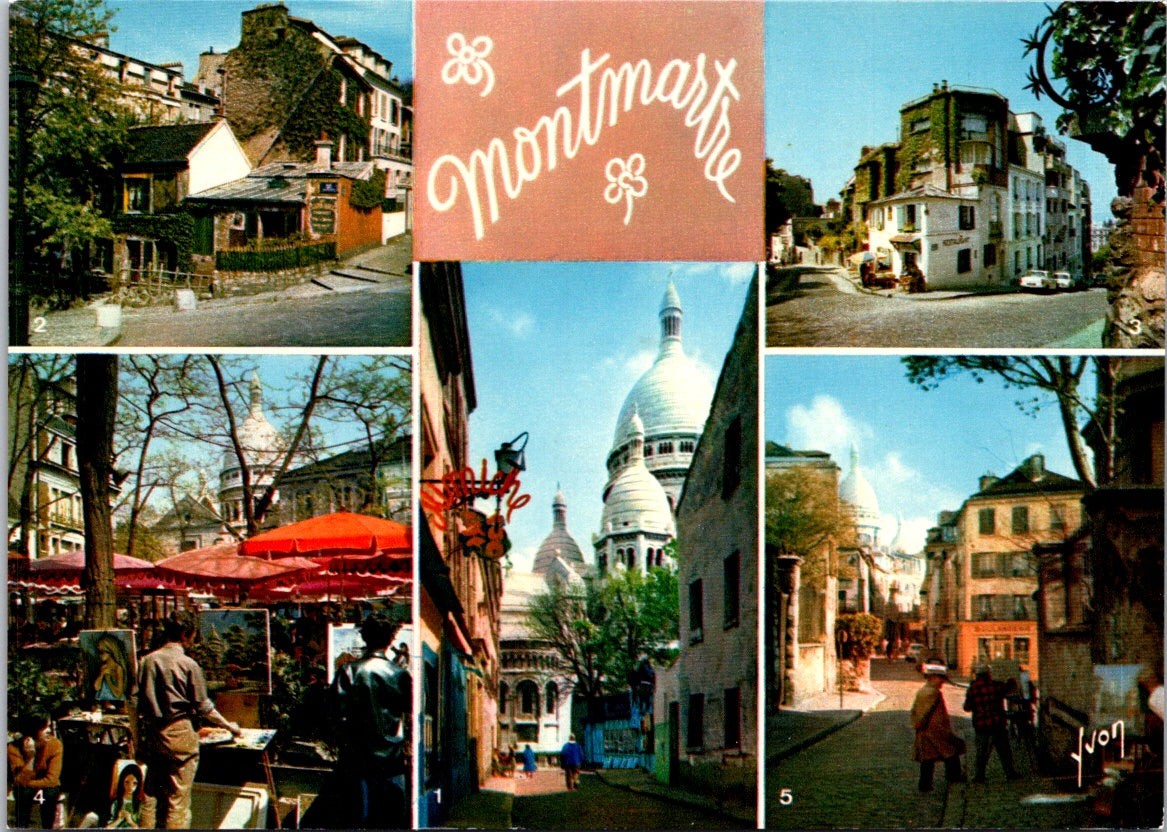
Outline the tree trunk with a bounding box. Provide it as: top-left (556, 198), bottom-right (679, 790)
top-left (77, 355), bottom-right (119, 629)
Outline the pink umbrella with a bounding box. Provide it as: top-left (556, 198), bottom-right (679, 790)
top-left (155, 543), bottom-right (318, 582)
top-left (28, 550), bottom-right (155, 573)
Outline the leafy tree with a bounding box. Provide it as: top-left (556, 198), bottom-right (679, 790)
top-left (1024, 2), bottom-right (1164, 199)
top-left (594, 567), bottom-right (679, 690)
top-left (765, 159), bottom-right (821, 235)
top-left (526, 567), bottom-right (679, 705)
top-left (902, 356), bottom-right (1123, 490)
top-left (765, 463), bottom-right (857, 586)
top-left (9, 0), bottom-right (136, 308)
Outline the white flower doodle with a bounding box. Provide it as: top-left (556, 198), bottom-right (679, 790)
top-left (441, 33), bottom-right (495, 97)
top-left (604, 154), bottom-right (648, 225)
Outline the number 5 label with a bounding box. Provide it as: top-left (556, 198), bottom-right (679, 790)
top-left (779, 788), bottom-right (793, 805)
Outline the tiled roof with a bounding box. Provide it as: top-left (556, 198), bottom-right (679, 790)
top-left (184, 160), bottom-right (374, 205)
top-left (126, 122), bottom-right (218, 164)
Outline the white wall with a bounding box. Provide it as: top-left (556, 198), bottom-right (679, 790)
top-left (188, 123), bottom-right (252, 195)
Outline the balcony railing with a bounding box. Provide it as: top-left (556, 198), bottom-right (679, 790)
top-left (988, 221), bottom-right (1003, 240)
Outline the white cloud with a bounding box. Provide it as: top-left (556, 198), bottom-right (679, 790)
top-left (508, 544), bottom-right (537, 573)
top-left (785, 394), bottom-right (874, 466)
top-left (879, 513), bottom-right (933, 555)
top-left (623, 349), bottom-right (655, 379)
top-left (883, 451), bottom-right (918, 484)
top-left (489, 308), bottom-right (534, 338)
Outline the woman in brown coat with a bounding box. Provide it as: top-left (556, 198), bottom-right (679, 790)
top-left (911, 665), bottom-right (965, 792)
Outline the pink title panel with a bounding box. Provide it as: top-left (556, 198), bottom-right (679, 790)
top-left (415, 0), bottom-right (764, 261)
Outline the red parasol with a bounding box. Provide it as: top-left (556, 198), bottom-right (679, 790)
top-left (155, 543), bottom-right (319, 582)
top-left (28, 550), bottom-right (155, 573)
top-left (238, 512), bottom-right (411, 560)
top-left (247, 573), bottom-right (410, 602)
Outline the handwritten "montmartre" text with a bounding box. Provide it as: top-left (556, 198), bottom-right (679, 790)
top-left (427, 49), bottom-right (743, 240)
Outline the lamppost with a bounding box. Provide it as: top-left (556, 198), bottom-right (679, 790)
top-left (10, 65), bottom-right (38, 347)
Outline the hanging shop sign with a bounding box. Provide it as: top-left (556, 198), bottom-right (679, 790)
top-left (421, 458), bottom-right (531, 531)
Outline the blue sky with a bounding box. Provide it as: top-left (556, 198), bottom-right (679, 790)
top-left (463, 262), bottom-right (754, 573)
top-left (765, 2), bottom-right (1119, 220)
top-left (106, 0), bottom-right (413, 85)
top-left (764, 355), bottom-right (1089, 554)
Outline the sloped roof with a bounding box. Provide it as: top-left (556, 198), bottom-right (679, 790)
top-left (869, 184), bottom-right (970, 207)
top-left (126, 122), bottom-right (218, 165)
top-left (185, 160), bottom-right (374, 205)
top-left (972, 460), bottom-right (1084, 500)
top-left (281, 436), bottom-right (410, 484)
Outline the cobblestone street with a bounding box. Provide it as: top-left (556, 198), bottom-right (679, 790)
top-left (766, 267), bottom-right (1109, 348)
top-left (511, 770), bottom-right (745, 830)
top-left (766, 659), bottom-right (1092, 829)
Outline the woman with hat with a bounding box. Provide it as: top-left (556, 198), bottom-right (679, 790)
top-left (911, 663), bottom-right (966, 792)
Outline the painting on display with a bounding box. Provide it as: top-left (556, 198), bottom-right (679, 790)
top-left (192, 609), bottom-right (272, 695)
top-left (326, 622), bottom-right (412, 683)
top-left (79, 629), bottom-right (137, 706)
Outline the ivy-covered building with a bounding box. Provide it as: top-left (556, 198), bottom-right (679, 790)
top-left (195, 3), bottom-right (412, 241)
top-left (848, 82), bottom-right (1091, 289)
top-left (111, 120), bottom-right (252, 277)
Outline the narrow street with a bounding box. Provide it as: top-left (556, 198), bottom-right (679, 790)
top-left (766, 659), bottom-right (1091, 829)
top-left (509, 770), bottom-right (744, 830)
top-left (766, 266), bottom-right (1109, 348)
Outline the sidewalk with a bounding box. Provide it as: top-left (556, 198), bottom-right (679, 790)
top-left (28, 234), bottom-right (412, 348)
top-left (767, 687), bottom-right (886, 763)
top-left (592, 767), bottom-right (755, 826)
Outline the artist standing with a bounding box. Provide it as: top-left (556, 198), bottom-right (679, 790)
top-left (136, 615), bottom-right (241, 828)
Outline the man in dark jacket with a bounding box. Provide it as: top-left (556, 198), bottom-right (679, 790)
top-left (330, 614), bottom-right (412, 828)
top-left (963, 664), bottom-right (1019, 783)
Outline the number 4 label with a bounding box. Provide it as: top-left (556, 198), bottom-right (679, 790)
top-left (33, 790), bottom-right (45, 804)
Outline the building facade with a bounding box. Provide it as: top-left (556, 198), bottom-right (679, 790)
top-left (195, 2), bottom-right (412, 239)
top-left (672, 278), bottom-right (757, 795)
top-left (417, 262), bottom-right (499, 826)
top-left (935, 454), bottom-right (1085, 679)
top-left (851, 83), bottom-right (1091, 288)
top-left (7, 367), bottom-right (83, 559)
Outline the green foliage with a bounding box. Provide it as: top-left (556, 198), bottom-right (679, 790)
top-left (765, 467), bottom-right (855, 586)
top-left (1024, 3), bottom-right (1165, 195)
top-left (7, 653), bottom-right (78, 725)
top-left (112, 212), bottom-right (195, 270)
top-left (113, 519), bottom-right (169, 562)
top-left (350, 169), bottom-right (387, 210)
top-left (10, 0), bottom-right (136, 264)
top-left (280, 68), bottom-right (370, 162)
top-left (836, 612), bottom-right (882, 659)
top-left (594, 567), bottom-right (679, 689)
top-left (526, 566), bottom-right (679, 700)
top-left (766, 159), bottom-right (821, 233)
top-left (215, 240), bottom-right (336, 272)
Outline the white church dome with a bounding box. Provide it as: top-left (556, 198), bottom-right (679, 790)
top-left (532, 487), bottom-right (586, 573)
top-left (839, 445), bottom-right (881, 528)
top-left (601, 412), bottom-right (675, 535)
top-left (611, 281), bottom-right (713, 448)
top-left (222, 372), bottom-right (281, 469)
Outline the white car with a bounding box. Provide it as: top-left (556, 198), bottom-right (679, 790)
top-left (1054, 271), bottom-right (1085, 291)
top-left (1019, 270), bottom-right (1053, 291)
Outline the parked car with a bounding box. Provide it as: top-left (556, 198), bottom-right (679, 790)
top-left (906, 643), bottom-right (927, 663)
top-left (1019, 270), bottom-right (1053, 291)
top-left (1053, 271), bottom-right (1086, 291)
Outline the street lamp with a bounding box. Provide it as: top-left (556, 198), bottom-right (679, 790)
top-left (494, 432), bottom-right (528, 476)
top-left (10, 65), bottom-right (38, 347)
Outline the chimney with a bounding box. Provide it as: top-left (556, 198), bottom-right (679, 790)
top-left (979, 473), bottom-right (999, 492)
top-left (1025, 453), bottom-right (1045, 480)
top-left (315, 139), bottom-right (334, 168)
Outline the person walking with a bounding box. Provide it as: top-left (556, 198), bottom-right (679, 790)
top-left (911, 664), bottom-right (966, 793)
top-left (7, 711), bottom-right (64, 828)
top-left (136, 614), bottom-right (242, 828)
top-left (329, 613), bottom-right (412, 829)
top-left (963, 664), bottom-right (1020, 783)
top-left (560, 734), bottom-right (584, 791)
top-left (521, 744), bottom-right (537, 779)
